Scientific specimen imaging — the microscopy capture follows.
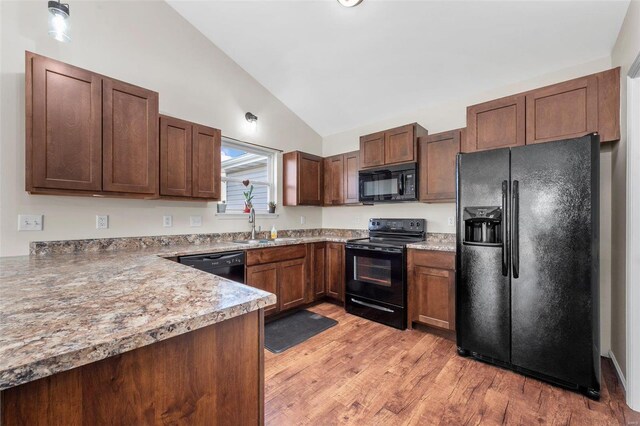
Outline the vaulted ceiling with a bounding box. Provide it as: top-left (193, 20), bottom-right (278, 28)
top-left (168, 0), bottom-right (630, 136)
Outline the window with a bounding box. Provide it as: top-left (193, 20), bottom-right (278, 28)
top-left (221, 138), bottom-right (276, 212)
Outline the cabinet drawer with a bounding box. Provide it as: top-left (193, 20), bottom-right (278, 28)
top-left (408, 250), bottom-right (455, 270)
top-left (246, 244), bottom-right (306, 266)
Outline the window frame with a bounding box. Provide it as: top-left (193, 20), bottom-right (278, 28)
top-left (220, 137), bottom-right (277, 213)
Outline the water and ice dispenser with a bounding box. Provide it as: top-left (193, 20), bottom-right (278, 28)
top-left (463, 207), bottom-right (503, 245)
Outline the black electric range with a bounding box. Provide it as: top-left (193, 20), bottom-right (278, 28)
top-left (345, 218), bottom-right (426, 329)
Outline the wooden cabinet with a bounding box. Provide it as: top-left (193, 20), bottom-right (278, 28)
top-left (102, 78), bottom-right (158, 194)
top-left (26, 51), bottom-right (160, 198)
top-left (245, 263), bottom-right (279, 316)
top-left (324, 154), bottom-right (344, 205)
top-left (323, 150), bottom-right (360, 206)
top-left (283, 151), bottom-right (324, 206)
top-left (245, 244), bottom-right (307, 315)
top-left (464, 68), bottom-right (620, 152)
top-left (464, 94), bottom-right (526, 153)
top-left (360, 123), bottom-right (427, 169)
top-left (419, 129), bottom-right (463, 203)
top-left (309, 242), bottom-right (327, 299)
top-left (343, 151), bottom-right (360, 204)
top-left (525, 75), bottom-right (598, 145)
top-left (279, 258), bottom-right (307, 311)
top-left (326, 242), bottom-right (345, 302)
top-left (360, 131), bottom-right (385, 168)
top-left (27, 54), bottom-right (102, 192)
top-left (408, 250), bottom-right (456, 331)
top-left (160, 115), bottom-right (221, 200)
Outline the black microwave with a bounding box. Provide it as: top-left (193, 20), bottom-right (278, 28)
top-left (358, 163), bottom-right (418, 202)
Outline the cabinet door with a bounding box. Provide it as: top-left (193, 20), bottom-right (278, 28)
top-left (526, 75), bottom-right (597, 145)
top-left (419, 129), bottom-right (461, 202)
top-left (326, 243), bottom-right (344, 302)
top-left (28, 54), bottom-right (102, 191)
top-left (192, 124), bottom-right (221, 199)
top-left (360, 131), bottom-right (385, 169)
top-left (298, 153), bottom-right (324, 205)
top-left (343, 151), bottom-right (360, 204)
top-left (246, 264), bottom-right (279, 316)
top-left (279, 258), bottom-right (307, 311)
top-left (324, 155), bottom-right (344, 205)
top-left (384, 124), bottom-right (416, 165)
top-left (412, 266), bottom-right (455, 330)
top-left (103, 78), bottom-right (159, 194)
top-left (312, 243), bottom-right (327, 299)
top-left (465, 94), bottom-right (525, 152)
top-left (160, 116), bottom-right (192, 197)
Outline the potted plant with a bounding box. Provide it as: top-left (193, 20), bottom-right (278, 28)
top-left (268, 201), bottom-right (277, 214)
top-left (242, 180), bottom-right (254, 213)
top-left (217, 200), bottom-right (227, 213)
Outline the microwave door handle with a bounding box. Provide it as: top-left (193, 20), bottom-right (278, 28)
top-left (397, 173), bottom-right (404, 195)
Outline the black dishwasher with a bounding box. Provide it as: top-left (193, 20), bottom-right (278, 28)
top-left (178, 251), bottom-right (245, 283)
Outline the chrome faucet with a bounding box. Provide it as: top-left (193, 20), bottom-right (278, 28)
top-left (249, 207), bottom-right (256, 240)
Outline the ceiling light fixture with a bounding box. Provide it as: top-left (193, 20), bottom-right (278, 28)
top-left (48, 0), bottom-right (71, 42)
top-left (245, 112), bottom-right (258, 133)
top-left (337, 0), bottom-right (364, 7)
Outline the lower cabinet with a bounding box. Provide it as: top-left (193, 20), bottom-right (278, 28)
top-left (279, 258), bottom-right (306, 311)
top-left (309, 242), bottom-right (327, 300)
top-left (245, 244), bottom-right (307, 316)
top-left (326, 242), bottom-right (345, 302)
top-left (245, 263), bottom-right (279, 316)
top-left (408, 249), bottom-right (456, 331)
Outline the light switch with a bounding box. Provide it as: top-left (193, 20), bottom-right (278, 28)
top-left (18, 214), bottom-right (43, 231)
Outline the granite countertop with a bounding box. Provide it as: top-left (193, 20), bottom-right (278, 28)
top-left (405, 241), bottom-right (456, 252)
top-left (0, 233), bottom-right (452, 391)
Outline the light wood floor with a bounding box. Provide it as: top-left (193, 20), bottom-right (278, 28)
top-left (264, 303), bottom-right (640, 425)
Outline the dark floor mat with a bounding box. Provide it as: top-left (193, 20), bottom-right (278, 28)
top-left (265, 310), bottom-right (338, 353)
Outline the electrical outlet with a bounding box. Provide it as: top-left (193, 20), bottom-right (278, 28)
top-left (18, 214), bottom-right (43, 231)
top-left (300, 216), bottom-right (306, 225)
top-left (96, 215), bottom-right (109, 229)
top-left (190, 215), bottom-right (202, 227)
top-left (163, 215), bottom-right (173, 227)
top-left (448, 216), bottom-right (455, 226)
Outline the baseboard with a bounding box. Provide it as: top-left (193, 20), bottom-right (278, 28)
top-left (609, 350), bottom-right (627, 392)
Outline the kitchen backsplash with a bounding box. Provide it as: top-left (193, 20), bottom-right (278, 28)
top-left (29, 228), bottom-right (369, 256)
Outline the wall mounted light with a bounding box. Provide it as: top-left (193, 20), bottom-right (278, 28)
top-left (48, 1), bottom-right (71, 43)
top-left (245, 112), bottom-right (258, 133)
top-left (337, 0), bottom-right (364, 7)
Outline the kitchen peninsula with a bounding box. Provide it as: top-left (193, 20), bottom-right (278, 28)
top-left (0, 246), bottom-right (275, 425)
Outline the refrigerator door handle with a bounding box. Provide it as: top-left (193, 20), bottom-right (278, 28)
top-left (502, 180), bottom-right (508, 276)
top-left (512, 180), bottom-right (520, 278)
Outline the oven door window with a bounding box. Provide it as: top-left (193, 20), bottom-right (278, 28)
top-left (353, 256), bottom-right (392, 286)
top-left (345, 248), bottom-right (405, 307)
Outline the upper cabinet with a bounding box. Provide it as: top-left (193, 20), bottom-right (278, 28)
top-left (160, 115), bottom-right (221, 200)
top-left (464, 68), bottom-right (620, 152)
top-left (323, 150), bottom-right (360, 206)
top-left (283, 151), bottom-right (324, 206)
top-left (464, 94), bottom-right (525, 152)
top-left (419, 129), bottom-right (463, 203)
top-left (103, 78), bottom-right (158, 194)
top-left (323, 154), bottom-right (344, 206)
top-left (26, 52), bottom-right (160, 198)
top-left (360, 123), bottom-right (427, 169)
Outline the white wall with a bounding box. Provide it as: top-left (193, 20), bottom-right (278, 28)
top-left (611, 0), bottom-right (640, 391)
top-left (0, 0), bottom-right (323, 257)
top-left (321, 57), bottom-right (614, 355)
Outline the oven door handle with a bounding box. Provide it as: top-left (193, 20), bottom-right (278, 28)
top-left (350, 298), bottom-right (395, 313)
top-left (346, 245), bottom-right (403, 254)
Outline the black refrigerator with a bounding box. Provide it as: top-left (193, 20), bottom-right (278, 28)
top-left (455, 133), bottom-right (600, 399)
